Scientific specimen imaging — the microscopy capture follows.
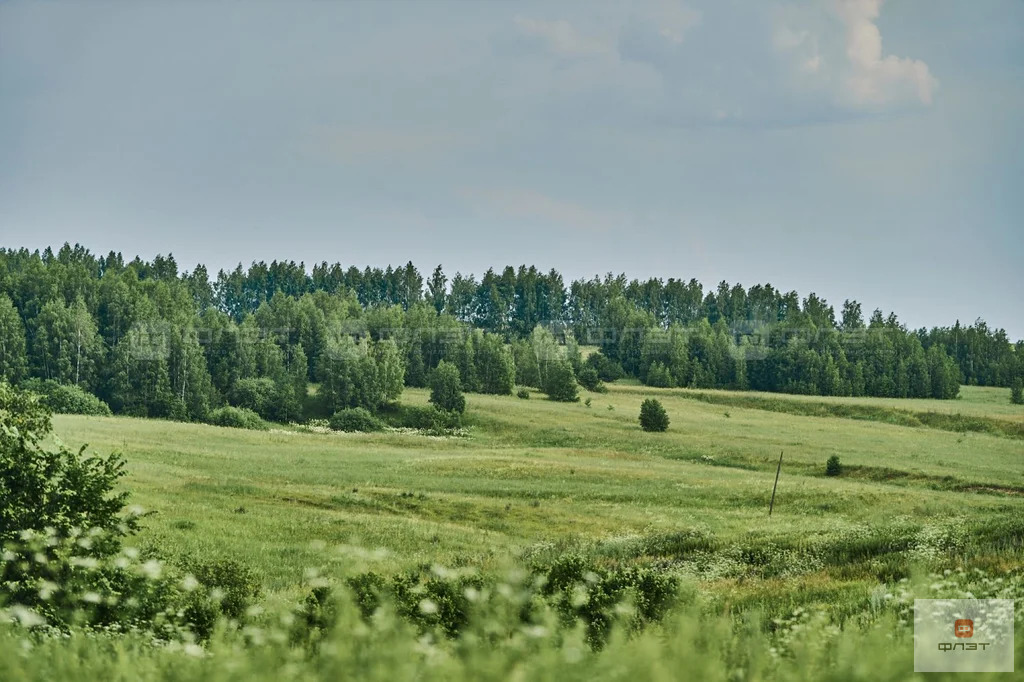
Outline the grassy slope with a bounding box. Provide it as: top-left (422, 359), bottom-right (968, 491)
top-left (52, 384), bottom-right (1024, 600)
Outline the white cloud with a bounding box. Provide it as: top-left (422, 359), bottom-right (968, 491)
top-left (834, 0), bottom-right (937, 107)
top-left (774, 0), bottom-right (936, 111)
top-left (650, 0), bottom-right (702, 44)
top-left (513, 16), bottom-right (611, 57)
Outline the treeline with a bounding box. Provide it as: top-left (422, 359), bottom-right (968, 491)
top-left (0, 245), bottom-right (1020, 421)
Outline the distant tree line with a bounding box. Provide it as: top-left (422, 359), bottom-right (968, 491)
top-left (0, 244), bottom-right (1020, 422)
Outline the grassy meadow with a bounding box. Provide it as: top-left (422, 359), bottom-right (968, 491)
top-left (7, 383), bottom-right (1022, 679)
top-left (51, 384), bottom-right (1024, 593)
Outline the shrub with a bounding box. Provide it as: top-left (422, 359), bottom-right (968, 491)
top-left (516, 388), bottom-right (530, 400)
top-left (430, 361), bottom-right (465, 414)
top-left (544, 358), bottom-right (579, 402)
top-left (178, 556), bottom-right (262, 621)
top-left (577, 367), bottom-right (607, 393)
top-left (378, 404), bottom-right (436, 429)
top-left (825, 455), bottom-right (843, 477)
top-left (229, 377), bottom-right (277, 417)
top-left (639, 398), bottom-right (669, 432)
top-left (645, 362), bottom-right (675, 388)
top-left (329, 407), bottom-right (384, 433)
top-left (1011, 379), bottom-right (1023, 405)
top-left (0, 382), bottom-right (255, 641)
top-left (429, 409), bottom-right (463, 433)
top-left (208, 406), bottom-right (267, 430)
top-left (585, 352), bottom-right (625, 382)
top-left (0, 382), bottom-right (134, 547)
top-left (19, 378), bottom-right (111, 416)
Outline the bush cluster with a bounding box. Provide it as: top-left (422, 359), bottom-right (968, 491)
top-left (19, 378), bottom-right (112, 416)
top-left (208, 406), bottom-right (267, 430)
top-left (329, 407), bottom-right (384, 433)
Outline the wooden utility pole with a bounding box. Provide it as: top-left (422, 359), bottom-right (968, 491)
top-left (768, 451), bottom-right (783, 517)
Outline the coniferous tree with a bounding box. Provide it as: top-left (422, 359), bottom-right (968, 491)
top-left (639, 398), bottom-right (669, 432)
top-left (427, 265), bottom-right (447, 315)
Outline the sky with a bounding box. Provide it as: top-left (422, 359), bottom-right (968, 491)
top-left (1, 0), bottom-right (1022, 339)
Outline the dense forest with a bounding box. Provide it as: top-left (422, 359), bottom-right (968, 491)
top-left (0, 244), bottom-right (1020, 423)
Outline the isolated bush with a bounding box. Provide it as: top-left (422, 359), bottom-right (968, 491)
top-left (1012, 379), bottom-right (1024, 405)
top-left (329, 407), bottom-right (384, 433)
top-left (825, 455), bottom-right (843, 477)
top-left (208, 406), bottom-right (267, 430)
top-left (544, 358), bottom-right (579, 402)
top-left (639, 398), bottom-right (669, 432)
top-left (516, 388), bottom-right (530, 400)
top-left (577, 367), bottom-right (607, 393)
top-left (430, 361), bottom-right (465, 414)
top-left (19, 378), bottom-right (111, 416)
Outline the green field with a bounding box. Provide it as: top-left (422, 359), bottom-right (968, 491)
top-left (5, 383), bottom-right (1021, 680)
top-left (52, 384), bottom-right (1024, 592)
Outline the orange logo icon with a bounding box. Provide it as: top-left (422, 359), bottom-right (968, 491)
top-left (954, 619), bottom-right (973, 638)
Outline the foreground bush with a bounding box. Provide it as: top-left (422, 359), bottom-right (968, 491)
top-left (0, 382), bottom-right (257, 640)
top-left (0, 382), bottom-right (130, 546)
top-left (207, 406), bottom-right (267, 430)
top-left (19, 378), bottom-right (112, 416)
top-left (3, 565), bottom-right (1021, 681)
top-left (329, 407), bottom-right (384, 433)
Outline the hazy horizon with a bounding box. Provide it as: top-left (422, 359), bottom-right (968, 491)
top-left (2, 1), bottom-right (1021, 339)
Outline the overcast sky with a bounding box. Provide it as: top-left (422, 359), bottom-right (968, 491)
top-left (1, 1), bottom-right (1021, 338)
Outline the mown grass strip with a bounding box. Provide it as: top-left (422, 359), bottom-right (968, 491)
top-left (678, 391), bottom-right (1024, 439)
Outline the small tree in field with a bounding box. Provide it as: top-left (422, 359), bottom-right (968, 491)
top-left (1011, 379), bottom-right (1024, 406)
top-left (544, 358), bottom-right (579, 402)
top-left (825, 455), bottom-right (843, 477)
top-left (639, 398), bottom-right (669, 432)
top-left (430, 360), bottom-right (465, 414)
